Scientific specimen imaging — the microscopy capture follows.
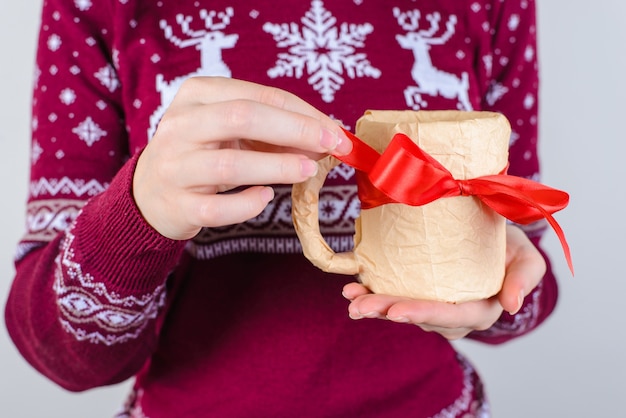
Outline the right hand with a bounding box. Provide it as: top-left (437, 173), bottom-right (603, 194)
top-left (133, 77), bottom-right (352, 240)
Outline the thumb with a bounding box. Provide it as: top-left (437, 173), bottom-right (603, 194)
top-left (499, 275), bottom-right (526, 315)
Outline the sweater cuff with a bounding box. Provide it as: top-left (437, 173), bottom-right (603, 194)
top-left (70, 151), bottom-right (186, 294)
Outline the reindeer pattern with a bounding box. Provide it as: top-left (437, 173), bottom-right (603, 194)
top-left (394, 7), bottom-right (473, 111)
top-left (147, 4), bottom-right (476, 140)
top-left (148, 8), bottom-right (238, 140)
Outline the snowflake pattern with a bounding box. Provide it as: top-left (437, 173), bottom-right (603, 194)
top-left (74, 0), bottom-right (92, 11)
top-left (508, 14), bottom-right (521, 31)
top-left (59, 88), bottom-right (77, 105)
top-left (32, 141), bottom-right (43, 164)
top-left (485, 81), bottom-right (508, 106)
top-left (94, 64), bottom-right (120, 93)
top-left (263, 0), bottom-right (381, 102)
top-left (320, 201), bottom-right (337, 219)
top-left (523, 93), bottom-right (535, 109)
top-left (15, 2), bottom-right (546, 415)
top-left (524, 44), bottom-right (535, 61)
top-left (72, 117), bottom-right (107, 146)
top-left (47, 34), bottom-right (62, 51)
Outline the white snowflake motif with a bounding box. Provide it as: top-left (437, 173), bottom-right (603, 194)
top-left (94, 64), bottom-right (120, 93)
top-left (524, 45), bottom-right (535, 62)
top-left (508, 14), bottom-right (520, 31)
top-left (485, 81), bottom-right (508, 106)
top-left (60, 88), bottom-right (77, 105)
top-left (482, 54), bottom-right (493, 77)
top-left (48, 34), bottom-right (62, 51)
top-left (523, 93), bottom-right (535, 110)
top-left (33, 66), bottom-right (41, 88)
top-left (32, 141), bottom-right (43, 164)
top-left (72, 117), bottom-right (107, 146)
top-left (263, 0), bottom-right (381, 103)
top-left (74, 0), bottom-right (92, 11)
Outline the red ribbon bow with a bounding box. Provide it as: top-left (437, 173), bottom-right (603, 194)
top-left (336, 129), bottom-right (574, 275)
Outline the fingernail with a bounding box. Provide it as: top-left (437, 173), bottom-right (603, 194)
top-left (387, 315), bottom-right (410, 323)
top-left (300, 158), bottom-right (318, 177)
top-left (362, 311), bottom-right (384, 319)
top-left (260, 187), bottom-right (274, 203)
top-left (333, 131), bottom-right (353, 156)
top-left (509, 290), bottom-right (525, 315)
top-left (349, 312), bottom-right (364, 320)
top-left (320, 128), bottom-right (339, 150)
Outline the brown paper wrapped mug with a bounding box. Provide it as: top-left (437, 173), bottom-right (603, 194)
top-left (292, 110), bottom-right (512, 303)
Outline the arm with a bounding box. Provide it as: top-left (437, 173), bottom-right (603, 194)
top-left (5, 0), bottom-right (352, 391)
top-left (469, 0), bottom-right (559, 343)
top-left (4, 0), bottom-right (185, 391)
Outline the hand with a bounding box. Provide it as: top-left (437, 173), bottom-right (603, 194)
top-left (342, 225), bottom-right (547, 340)
top-left (133, 77), bottom-right (352, 240)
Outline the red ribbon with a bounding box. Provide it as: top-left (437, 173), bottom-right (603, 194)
top-left (336, 128), bottom-right (574, 275)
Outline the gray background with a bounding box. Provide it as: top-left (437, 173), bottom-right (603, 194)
top-left (1, 1), bottom-right (624, 416)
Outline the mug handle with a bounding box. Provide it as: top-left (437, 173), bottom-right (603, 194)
top-left (291, 156), bottom-right (360, 275)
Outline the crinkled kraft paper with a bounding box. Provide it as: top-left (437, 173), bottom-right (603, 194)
top-left (292, 110), bottom-right (511, 303)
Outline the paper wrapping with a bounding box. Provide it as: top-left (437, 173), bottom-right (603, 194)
top-left (292, 110), bottom-right (511, 303)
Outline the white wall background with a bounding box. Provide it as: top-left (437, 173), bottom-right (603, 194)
top-left (1, 1), bottom-right (623, 417)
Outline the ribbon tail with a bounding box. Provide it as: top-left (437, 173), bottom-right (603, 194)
top-left (471, 180), bottom-right (574, 276)
top-left (469, 176), bottom-right (570, 223)
top-left (543, 210), bottom-right (575, 275)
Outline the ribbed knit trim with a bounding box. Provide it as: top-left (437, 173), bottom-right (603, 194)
top-left (71, 150), bottom-right (186, 294)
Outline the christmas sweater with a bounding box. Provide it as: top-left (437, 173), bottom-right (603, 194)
top-left (5, 0), bottom-right (558, 417)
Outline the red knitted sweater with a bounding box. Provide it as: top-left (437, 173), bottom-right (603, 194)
top-left (5, 1), bottom-right (557, 417)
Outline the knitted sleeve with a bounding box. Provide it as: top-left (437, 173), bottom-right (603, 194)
top-left (4, 0), bottom-right (185, 391)
top-left (468, 0), bottom-right (559, 344)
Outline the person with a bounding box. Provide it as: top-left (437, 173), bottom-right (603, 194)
top-left (5, 1), bottom-right (557, 417)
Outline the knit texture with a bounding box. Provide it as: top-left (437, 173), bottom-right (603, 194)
top-left (6, 1), bottom-right (555, 416)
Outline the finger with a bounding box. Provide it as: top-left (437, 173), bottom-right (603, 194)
top-left (385, 298), bottom-right (502, 331)
top-left (499, 228), bottom-right (547, 314)
top-left (183, 185), bottom-right (275, 230)
top-left (172, 77), bottom-right (352, 155)
top-left (177, 148), bottom-right (319, 188)
top-left (179, 77), bottom-right (327, 119)
top-left (162, 99), bottom-right (350, 155)
top-left (499, 259), bottom-right (545, 315)
top-left (347, 293), bottom-right (406, 319)
top-left (342, 282), bottom-right (371, 301)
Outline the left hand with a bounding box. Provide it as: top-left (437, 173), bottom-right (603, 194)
top-left (342, 225), bottom-right (546, 340)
